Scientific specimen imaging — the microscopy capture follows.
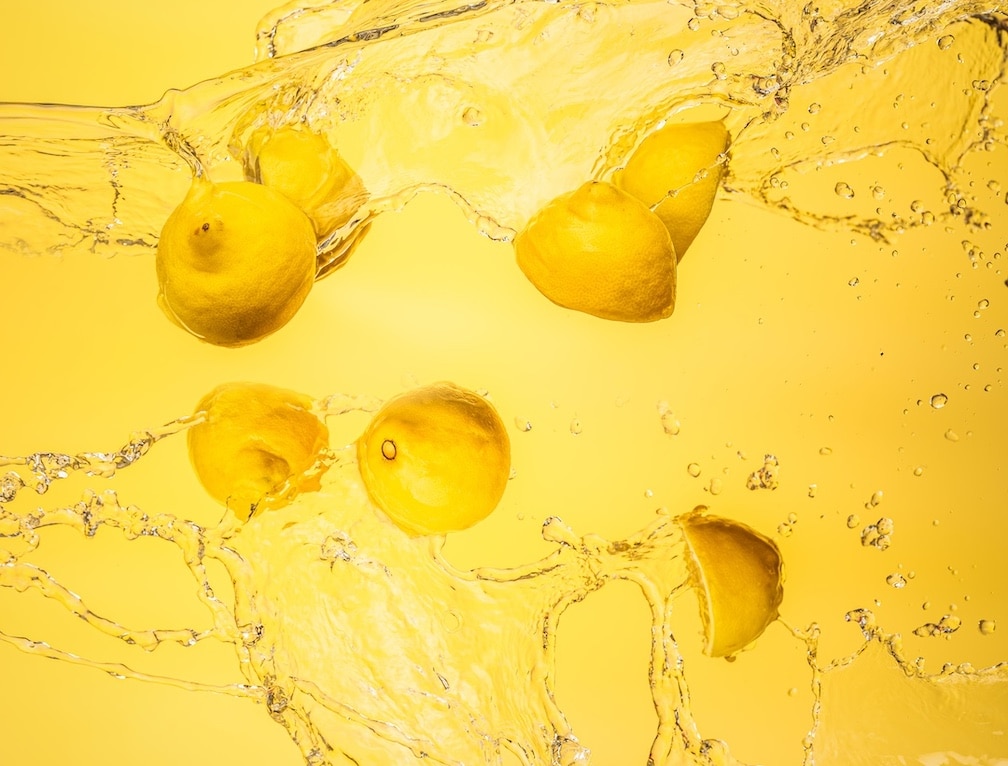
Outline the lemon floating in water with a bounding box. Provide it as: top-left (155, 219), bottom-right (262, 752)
top-left (513, 180), bottom-right (676, 322)
top-left (187, 382), bottom-right (330, 519)
top-left (244, 126), bottom-right (369, 242)
top-left (156, 177), bottom-right (317, 347)
top-left (679, 509), bottom-right (784, 658)
top-left (614, 120), bottom-right (730, 259)
top-left (357, 382), bottom-right (511, 536)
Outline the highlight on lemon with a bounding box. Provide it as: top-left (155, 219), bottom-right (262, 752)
top-left (356, 382), bottom-right (511, 536)
top-left (513, 180), bottom-right (676, 322)
top-left (156, 177), bottom-right (317, 347)
top-left (678, 508), bottom-right (784, 658)
top-left (243, 125), bottom-right (370, 244)
top-left (614, 120), bottom-right (730, 260)
top-left (187, 382), bottom-right (330, 519)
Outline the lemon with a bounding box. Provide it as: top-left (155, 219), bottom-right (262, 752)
top-left (245, 126), bottom-right (369, 242)
top-left (513, 180), bottom-right (676, 322)
top-left (356, 382), bottom-right (511, 536)
top-left (614, 120), bottom-right (730, 259)
top-left (156, 177), bottom-right (317, 347)
top-left (679, 509), bottom-right (784, 658)
top-left (187, 382), bottom-right (330, 519)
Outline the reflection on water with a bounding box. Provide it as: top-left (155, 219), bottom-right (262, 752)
top-left (1, 1), bottom-right (1007, 764)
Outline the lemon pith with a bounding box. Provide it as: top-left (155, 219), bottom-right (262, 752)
top-left (615, 120), bottom-right (730, 260)
top-left (155, 177), bottom-right (317, 347)
top-left (513, 180), bottom-right (676, 322)
top-left (187, 382), bottom-right (330, 519)
top-left (679, 509), bottom-right (784, 658)
top-left (356, 382), bottom-right (511, 536)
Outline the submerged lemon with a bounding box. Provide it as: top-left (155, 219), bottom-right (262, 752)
top-left (513, 180), bottom-right (676, 322)
top-left (614, 120), bottom-right (730, 259)
top-left (187, 382), bottom-right (330, 519)
top-left (679, 509), bottom-right (784, 658)
top-left (156, 178), bottom-right (317, 347)
top-left (357, 382), bottom-right (511, 536)
top-left (244, 126), bottom-right (369, 242)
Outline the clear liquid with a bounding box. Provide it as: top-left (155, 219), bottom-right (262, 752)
top-left (1, 1), bottom-right (1007, 765)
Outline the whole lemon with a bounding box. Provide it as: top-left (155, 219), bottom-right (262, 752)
top-left (187, 382), bottom-right (330, 519)
top-left (614, 120), bottom-right (730, 260)
top-left (244, 126), bottom-right (369, 242)
top-left (513, 180), bottom-right (676, 322)
top-left (156, 178), bottom-right (317, 347)
top-left (357, 382), bottom-right (511, 536)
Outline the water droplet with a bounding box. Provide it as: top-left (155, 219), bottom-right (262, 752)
top-left (944, 429), bottom-right (960, 442)
top-left (871, 185), bottom-right (886, 200)
top-left (687, 462), bottom-right (702, 478)
top-left (514, 417), bottom-right (532, 432)
top-left (848, 276), bottom-right (860, 287)
top-left (861, 517), bottom-right (894, 550)
top-left (847, 514), bottom-right (860, 529)
top-left (711, 61), bottom-right (727, 80)
top-left (461, 107), bottom-right (483, 126)
top-left (569, 418), bottom-right (582, 436)
top-left (886, 573), bottom-right (907, 589)
top-left (658, 402), bottom-right (681, 436)
top-left (930, 393), bottom-right (948, 409)
top-left (869, 490), bottom-right (884, 507)
top-left (937, 34), bottom-right (955, 50)
top-left (996, 328), bottom-right (1005, 337)
top-left (913, 466), bottom-right (924, 476)
top-left (979, 619), bottom-right (997, 635)
top-left (978, 298), bottom-right (990, 310)
top-left (708, 478), bottom-right (723, 495)
top-left (667, 49), bottom-right (684, 66)
top-left (819, 446), bottom-right (833, 456)
top-left (808, 483), bottom-right (817, 498)
top-left (808, 102), bottom-right (821, 114)
top-left (687, 17), bottom-right (701, 31)
top-left (746, 454), bottom-right (780, 490)
top-left (834, 182), bottom-right (855, 199)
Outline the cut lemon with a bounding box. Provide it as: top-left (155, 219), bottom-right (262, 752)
top-left (357, 382), bottom-right (511, 536)
top-left (156, 178), bottom-right (317, 347)
top-left (513, 180), bottom-right (676, 322)
top-left (187, 382), bottom-right (330, 519)
top-left (614, 120), bottom-right (730, 260)
top-left (679, 509), bottom-right (784, 657)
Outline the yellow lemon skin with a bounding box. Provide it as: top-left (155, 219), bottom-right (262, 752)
top-left (187, 382), bottom-right (330, 519)
top-left (513, 181), bottom-right (676, 322)
top-left (614, 121), bottom-right (730, 260)
top-left (357, 382), bottom-right (511, 536)
top-left (155, 178), bottom-right (317, 347)
top-left (679, 510), bottom-right (784, 658)
top-left (246, 126), bottom-right (369, 242)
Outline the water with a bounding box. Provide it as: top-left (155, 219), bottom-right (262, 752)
top-left (2, 1), bottom-right (1008, 765)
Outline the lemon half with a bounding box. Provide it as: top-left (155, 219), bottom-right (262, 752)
top-left (187, 382), bottom-right (330, 519)
top-left (679, 509), bottom-right (784, 658)
top-left (615, 120), bottom-right (730, 260)
top-left (513, 180), bottom-right (676, 322)
top-left (156, 178), bottom-right (317, 347)
top-left (357, 382), bottom-right (511, 536)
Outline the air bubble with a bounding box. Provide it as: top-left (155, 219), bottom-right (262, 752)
top-left (834, 182), bottom-right (855, 199)
top-left (808, 102), bottom-right (821, 114)
top-left (667, 49), bottom-right (684, 66)
top-left (848, 277), bottom-right (860, 287)
top-left (819, 446), bottom-right (833, 456)
top-left (937, 34), bottom-right (955, 50)
top-left (808, 484), bottom-right (817, 498)
top-left (708, 478), bottom-right (723, 495)
top-left (514, 417), bottom-right (533, 432)
top-left (657, 401), bottom-right (681, 436)
top-left (871, 185), bottom-right (886, 200)
top-left (979, 619), bottom-right (997, 635)
top-left (861, 517), bottom-right (894, 550)
top-left (461, 107), bottom-right (483, 126)
top-left (687, 462), bottom-right (702, 478)
top-left (847, 514), bottom-right (860, 529)
top-left (746, 454), bottom-right (780, 490)
top-left (913, 466), bottom-right (924, 476)
top-left (886, 573), bottom-right (907, 589)
top-left (569, 418), bottom-right (582, 436)
top-left (944, 429), bottom-right (960, 442)
top-left (930, 393), bottom-right (948, 409)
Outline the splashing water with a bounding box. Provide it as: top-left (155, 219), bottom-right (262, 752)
top-left (2, 1), bottom-right (1008, 765)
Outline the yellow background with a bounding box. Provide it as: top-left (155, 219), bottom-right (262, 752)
top-left (1, 2), bottom-right (1006, 765)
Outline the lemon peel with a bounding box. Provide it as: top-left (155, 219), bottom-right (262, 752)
top-left (679, 508), bottom-right (784, 658)
top-left (244, 126), bottom-right (370, 243)
top-left (356, 382), bottom-right (511, 536)
top-left (614, 120), bottom-right (730, 260)
top-left (156, 177), bottom-right (317, 347)
top-left (187, 382), bottom-right (330, 519)
top-left (513, 180), bottom-right (676, 322)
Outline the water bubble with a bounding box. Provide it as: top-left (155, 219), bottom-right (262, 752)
top-left (937, 34), bottom-right (955, 50)
top-left (569, 418), bottom-right (582, 436)
top-left (687, 16), bottom-right (701, 30)
top-left (657, 401), bottom-right (681, 436)
top-left (913, 614), bottom-right (962, 638)
top-left (930, 393), bottom-right (948, 409)
top-left (861, 517), bottom-right (894, 550)
top-left (847, 514), bottom-right (860, 529)
top-left (746, 454), bottom-right (780, 490)
top-left (808, 483), bottom-right (817, 498)
top-left (848, 276), bottom-right (860, 287)
top-left (514, 417), bottom-right (533, 432)
top-left (667, 49), bottom-right (684, 66)
top-left (944, 429), bottom-right (960, 442)
top-left (978, 298), bottom-right (990, 310)
top-left (808, 102), bottom-right (821, 114)
top-left (707, 477), bottom-right (723, 495)
top-left (834, 182), bottom-right (855, 199)
top-left (461, 107), bottom-right (483, 126)
top-left (913, 466), bottom-right (925, 477)
top-left (819, 446), bottom-right (833, 456)
top-left (711, 62), bottom-right (727, 80)
top-left (868, 490), bottom-right (884, 508)
top-left (687, 462), bottom-right (702, 478)
top-left (979, 619), bottom-right (997, 635)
